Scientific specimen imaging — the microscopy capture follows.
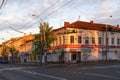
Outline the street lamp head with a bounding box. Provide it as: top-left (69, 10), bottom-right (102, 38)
top-left (110, 15), bottom-right (112, 18)
top-left (32, 14), bottom-right (36, 16)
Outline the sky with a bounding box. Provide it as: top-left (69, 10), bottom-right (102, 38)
top-left (0, 0), bottom-right (120, 44)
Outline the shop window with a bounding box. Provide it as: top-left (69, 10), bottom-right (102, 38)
top-left (38, 55), bottom-right (40, 60)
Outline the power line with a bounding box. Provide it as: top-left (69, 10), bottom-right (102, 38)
top-left (9, 26), bottom-right (24, 33)
top-left (39, 0), bottom-right (60, 17)
top-left (0, 18), bottom-right (24, 33)
top-left (0, 0), bottom-right (72, 33)
top-left (11, 0), bottom-right (23, 21)
top-left (0, 0), bottom-right (4, 10)
top-left (19, 0), bottom-right (73, 30)
top-left (85, 0), bottom-right (98, 15)
top-left (1, 0), bottom-right (60, 33)
top-left (43, 0), bottom-right (73, 20)
top-left (0, 0), bottom-right (7, 15)
top-left (18, 0), bottom-right (60, 30)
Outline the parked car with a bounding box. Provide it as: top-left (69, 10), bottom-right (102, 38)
top-left (0, 57), bottom-right (9, 63)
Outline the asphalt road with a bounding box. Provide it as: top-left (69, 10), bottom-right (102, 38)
top-left (0, 63), bottom-right (120, 80)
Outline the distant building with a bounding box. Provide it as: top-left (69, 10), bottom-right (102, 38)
top-left (0, 33), bottom-right (35, 63)
top-left (50, 20), bottom-right (120, 63)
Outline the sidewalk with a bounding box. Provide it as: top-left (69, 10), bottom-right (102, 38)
top-left (15, 60), bottom-right (120, 67)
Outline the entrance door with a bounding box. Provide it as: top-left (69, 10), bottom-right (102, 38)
top-left (72, 53), bottom-right (76, 61)
top-left (71, 52), bottom-right (81, 62)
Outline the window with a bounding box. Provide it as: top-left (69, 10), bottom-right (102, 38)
top-left (38, 55), bottom-right (40, 60)
top-left (78, 36), bottom-right (81, 43)
top-left (59, 37), bottom-right (61, 45)
top-left (63, 36), bottom-right (65, 45)
top-left (92, 37), bottom-right (95, 44)
top-left (117, 38), bottom-right (120, 45)
top-left (111, 38), bottom-right (114, 45)
top-left (106, 38), bottom-right (109, 45)
top-left (85, 37), bottom-right (89, 44)
top-left (70, 36), bottom-right (74, 43)
top-left (99, 37), bottom-right (102, 44)
top-left (56, 38), bottom-right (58, 46)
top-left (53, 41), bottom-right (55, 46)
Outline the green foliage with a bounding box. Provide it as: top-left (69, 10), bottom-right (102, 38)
top-left (1, 44), bottom-right (19, 57)
top-left (9, 45), bottom-right (19, 57)
top-left (1, 45), bottom-right (9, 57)
top-left (33, 22), bottom-right (56, 54)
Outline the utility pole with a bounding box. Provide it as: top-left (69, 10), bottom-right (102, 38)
top-left (32, 14), bottom-right (44, 65)
top-left (40, 23), bottom-right (43, 65)
top-left (105, 15), bottom-right (112, 61)
top-left (105, 24), bottom-right (108, 61)
top-left (42, 23), bottom-right (47, 65)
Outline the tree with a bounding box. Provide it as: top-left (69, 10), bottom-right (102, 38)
top-left (34, 22), bottom-right (56, 64)
top-left (41, 22), bottom-right (56, 49)
top-left (1, 45), bottom-right (9, 57)
top-left (9, 45), bottom-right (19, 63)
top-left (34, 22), bottom-right (56, 51)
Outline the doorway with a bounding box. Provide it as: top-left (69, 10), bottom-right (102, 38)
top-left (71, 52), bottom-right (81, 62)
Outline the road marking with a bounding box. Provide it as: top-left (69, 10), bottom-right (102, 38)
top-left (57, 69), bottom-right (120, 79)
top-left (116, 71), bottom-right (120, 73)
top-left (0, 67), bottom-right (33, 71)
top-left (18, 69), bottom-right (66, 80)
top-left (82, 72), bottom-right (120, 79)
top-left (0, 67), bottom-right (66, 80)
top-left (79, 65), bottom-right (120, 69)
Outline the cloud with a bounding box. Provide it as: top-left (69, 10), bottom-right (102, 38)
top-left (0, 0), bottom-right (120, 44)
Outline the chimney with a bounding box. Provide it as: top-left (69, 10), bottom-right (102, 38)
top-left (24, 33), bottom-right (26, 36)
top-left (117, 24), bottom-right (119, 28)
top-left (90, 20), bottom-right (94, 24)
top-left (29, 32), bottom-right (32, 35)
top-left (64, 22), bottom-right (70, 27)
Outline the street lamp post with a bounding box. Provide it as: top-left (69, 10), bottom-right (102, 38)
top-left (105, 24), bottom-right (108, 61)
top-left (32, 14), bottom-right (46, 65)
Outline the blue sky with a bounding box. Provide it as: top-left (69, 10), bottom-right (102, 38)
top-left (0, 0), bottom-right (120, 44)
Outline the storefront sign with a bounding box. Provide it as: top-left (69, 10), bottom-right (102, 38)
top-left (80, 48), bottom-right (93, 52)
top-left (70, 49), bottom-right (77, 51)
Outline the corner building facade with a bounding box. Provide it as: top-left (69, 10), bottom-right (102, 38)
top-left (50, 21), bottom-right (120, 63)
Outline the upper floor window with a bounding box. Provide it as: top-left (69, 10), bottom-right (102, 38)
top-left (53, 41), bottom-right (55, 46)
top-left (106, 38), bottom-right (109, 45)
top-left (70, 36), bottom-right (74, 43)
top-left (78, 36), bottom-right (81, 43)
top-left (56, 38), bottom-right (58, 46)
top-left (59, 37), bottom-right (61, 45)
top-left (111, 38), bottom-right (114, 45)
top-left (63, 36), bottom-right (65, 45)
top-left (117, 38), bottom-right (120, 45)
top-left (92, 37), bottom-right (95, 44)
top-left (85, 36), bottom-right (89, 44)
top-left (98, 37), bottom-right (102, 44)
